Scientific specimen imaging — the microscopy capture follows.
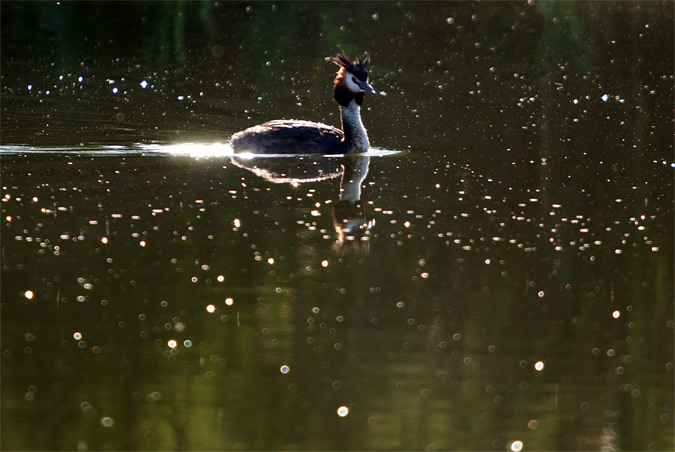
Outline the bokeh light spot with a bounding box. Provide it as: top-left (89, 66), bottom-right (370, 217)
top-left (100, 417), bottom-right (114, 427)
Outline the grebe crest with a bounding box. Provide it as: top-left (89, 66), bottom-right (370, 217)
top-left (230, 52), bottom-right (376, 155)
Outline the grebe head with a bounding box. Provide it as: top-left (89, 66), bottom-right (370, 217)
top-left (332, 53), bottom-right (375, 107)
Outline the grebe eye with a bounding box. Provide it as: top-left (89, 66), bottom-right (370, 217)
top-left (351, 76), bottom-right (357, 83)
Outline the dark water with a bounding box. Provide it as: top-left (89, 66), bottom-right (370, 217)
top-left (1, 2), bottom-right (673, 451)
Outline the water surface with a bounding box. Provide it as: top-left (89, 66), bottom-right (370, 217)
top-left (1, 2), bottom-right (673, 451)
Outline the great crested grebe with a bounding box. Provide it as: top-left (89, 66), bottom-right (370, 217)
top-left (230, 53), bottom-right (375, 155)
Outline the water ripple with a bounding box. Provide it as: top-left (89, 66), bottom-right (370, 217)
top-left (0, 143), bottom-right (401, 158)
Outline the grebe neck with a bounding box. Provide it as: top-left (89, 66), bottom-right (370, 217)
top-left (340, 99), bottom-right (370, 152)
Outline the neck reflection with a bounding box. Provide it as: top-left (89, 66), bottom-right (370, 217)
top-left (333, 155), bottom-right (373, 254)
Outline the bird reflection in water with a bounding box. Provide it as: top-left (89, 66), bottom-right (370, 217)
top-left (230, 154), bottom-right (374, 253)
top-left (332, 155), bottom-right (374, 253)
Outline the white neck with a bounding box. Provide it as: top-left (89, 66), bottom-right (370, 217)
top-left (340, 100), bottom-right (370, 152)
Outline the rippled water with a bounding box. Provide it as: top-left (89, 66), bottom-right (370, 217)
top-left (2, 2), bottom-right (673, 451)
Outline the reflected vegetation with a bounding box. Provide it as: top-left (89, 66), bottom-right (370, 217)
top-left (1, 1), bottom-right (673, 451)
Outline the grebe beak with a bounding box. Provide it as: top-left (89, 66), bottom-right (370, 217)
top-left (358, 80), bottom-right (376, 94)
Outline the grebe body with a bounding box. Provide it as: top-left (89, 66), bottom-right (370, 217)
top-left (230, 53), bottom-right (375, 155)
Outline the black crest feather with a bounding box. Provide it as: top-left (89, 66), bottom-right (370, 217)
top-left (332, 52), bottom-right (370, 81)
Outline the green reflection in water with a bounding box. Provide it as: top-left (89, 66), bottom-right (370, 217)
top-left (1, 151), bottom-right (672, 450)
top-left (1, 1), bottom-right (673, 451)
